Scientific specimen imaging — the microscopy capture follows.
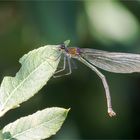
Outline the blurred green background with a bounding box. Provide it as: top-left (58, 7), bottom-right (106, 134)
top-left (0, 0), bottom-right (140, 139)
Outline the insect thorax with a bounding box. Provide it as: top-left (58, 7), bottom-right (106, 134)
top-left (67, 48), bottom-right (80, 57)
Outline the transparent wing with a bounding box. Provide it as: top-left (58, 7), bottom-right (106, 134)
top-left (80, 48), bottom-right (140, 73)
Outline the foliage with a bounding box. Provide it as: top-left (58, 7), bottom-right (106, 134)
top-left (0, 44), bottom-right (69, 140)
top-left (1, 107), bottom-right (69, 140)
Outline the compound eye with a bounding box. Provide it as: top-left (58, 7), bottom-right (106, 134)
top-left (60, 44), bottom-right (65, 50)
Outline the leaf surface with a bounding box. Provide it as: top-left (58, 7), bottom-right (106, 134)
top-left (0, 45), bottom-right (61, 117)
top-left (2, 107), bottom-right (69, 140)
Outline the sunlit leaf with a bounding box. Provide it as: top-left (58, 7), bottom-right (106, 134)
top-left (2, 107), bottom-right (69, 140)
top-left (0, 45), bottom-right (61, 117)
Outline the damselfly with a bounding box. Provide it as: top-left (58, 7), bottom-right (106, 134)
top-left (54, 41), bottom-right (140, 117)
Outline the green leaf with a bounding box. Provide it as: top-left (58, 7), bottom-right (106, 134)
top-left (2, 107), bottom-right (69, 140)
top-left (0, 45), bottom-right (61, 117)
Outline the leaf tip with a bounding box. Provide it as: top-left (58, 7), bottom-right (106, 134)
top-left (64, 108), bottom-right (70, 116)
top-left (67, 108), bottom-right (71, 112)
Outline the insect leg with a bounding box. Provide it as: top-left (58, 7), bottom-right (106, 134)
top-left (65, 56), bottom-right (72, 75)
top-left (53, 55), bottom-right (66, 78)
top-left (53, 56), bottom-right (72, 78)
top-left (54, 55), bottom-right (66, 74)
top-left (79, 57), bottom-right (116, 117)
top-left (94, 69), bottom-right (116, 117)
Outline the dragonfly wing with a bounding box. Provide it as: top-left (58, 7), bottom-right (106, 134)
top-left (80, 48), bottom-right (140, 73)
